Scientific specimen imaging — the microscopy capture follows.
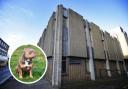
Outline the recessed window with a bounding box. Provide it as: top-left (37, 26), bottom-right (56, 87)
top-left (69, 59), bottom-right (82, 64)
top-left (62, 17), bottom-right (68, 56)
top-left (62, 57), bottom-right (66, 73)
top-left (85, 60), bottom-right (90, 73)
top-left (63, 8), bottom-right (68, 18)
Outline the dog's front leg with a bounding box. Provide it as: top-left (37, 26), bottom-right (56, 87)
top-left (29, 69), bottom-right (33, 78)
top-left (18, 68), bottom-right (23, 78)
top-left (29, 64), bottom-right (33, 78)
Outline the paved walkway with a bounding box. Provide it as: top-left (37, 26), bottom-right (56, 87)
top-left (0, 77), bottom-right (55, 89)
top-left (0, 66), bottom-right (55, 89)
top-left (0, 66), bottom-right (11, 84)
top-left (61, 78), bottom-right (128, 89)
top-left (0, 67), bottom-right (127, 89)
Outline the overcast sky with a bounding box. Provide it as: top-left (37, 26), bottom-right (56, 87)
top-left (0, 0), bottom-right (128, 56)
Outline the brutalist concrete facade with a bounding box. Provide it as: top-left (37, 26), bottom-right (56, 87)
top-left (111, 27), bottom-right (128, 75)
top-left (38, 5), bottom-right (128, 88)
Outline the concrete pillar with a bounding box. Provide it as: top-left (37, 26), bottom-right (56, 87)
top-left (106, 59), bottom-right (111, 77)
top-left (116, 60), bottom-right (121, 74)
top-left (85, 20), bottom-right (95, 80)
top-left (123, 60), bottom-right (128, 76)
top-left (52, 5), bottom-right (63, 88)
top-left (112, 38), bottom-right (121, 75)
top-left (103, 32), bottom-right (111, 77)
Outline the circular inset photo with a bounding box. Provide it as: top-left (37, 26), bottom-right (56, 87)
top-left (9, 44), bottom-right (47, 84)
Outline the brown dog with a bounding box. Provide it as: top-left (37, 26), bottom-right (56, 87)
top-left (16, 48), bottom-right (36, 78)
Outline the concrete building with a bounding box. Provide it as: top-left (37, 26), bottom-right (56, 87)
top-left (0, 38), bottom-right (9, 67)
top-left (111, 27), bottom-right (128, 74)
top-left (38, 5), bottom-right (127, 88)
top-left (0, 38), bottom-right (10, 85)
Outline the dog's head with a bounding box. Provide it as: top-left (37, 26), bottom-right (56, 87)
top-left (23, 48), bottom-right (36, 59)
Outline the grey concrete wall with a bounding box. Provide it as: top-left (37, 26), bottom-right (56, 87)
top-left (89, 23), bottom-right (105, 59)
top-left (113, 27), bottom-right (128, 59)
top-left (44, 58), bottom-right (53, 82)
top-left (37, 37), bottom-right (41, 47)
top-left (43, 12), bottom-right (56, 57)
top-left (104, 32), bottom-right (116, 60)
top-left (113, 37), bottom-right (123, 61)
top-left (38, 29), bottom-right (46, 49)
top-left (68, 9), bottom-right (87, 57)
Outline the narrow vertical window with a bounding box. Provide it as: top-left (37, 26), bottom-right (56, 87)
top-left (86, 60), bottom-right (90, 73)
top-left (62, 57), bottom-right (66, 73)
top-left (62, 8), bottom-right (68, 74)
top-left (62, 11), bottom-right (68, 56)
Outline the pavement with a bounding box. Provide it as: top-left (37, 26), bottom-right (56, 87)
top-left (0, 66), bottom-right (128, 89)
top-left (0, 66), bottom-right (55, 89)
top-left (0, 66), bottom-right (11, 85)
top-left (0, 77), bottom-right (55, 89)
top-left (61, 77), bottom-right (128, 89)
top-left (1, 77), bottom-right (128, 89)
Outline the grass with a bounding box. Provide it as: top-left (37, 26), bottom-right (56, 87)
top-left (9, 45), bottom-right (47, 83)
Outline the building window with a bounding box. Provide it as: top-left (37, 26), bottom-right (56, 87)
top-left (85, 60), bottom-right (90, 73)
top-left (62, 57), bottom-right (66, 73)
top-left (69, 59), bottom-right (82, 64)
top-left (63, 18), bottom-right (67, 27)
top-left (62, 9), bottom-right (68, 74)
top-left (63, 8), bottom-right (68, 18)
top-left (0, 38), bottom-right (9, 57)
top-left (62, 16), bottom-right (68, 56)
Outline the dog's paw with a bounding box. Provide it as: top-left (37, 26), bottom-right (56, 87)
top-left (19, 76), bottom-right (23, 79)
top-left (30, 76), bottom-right (33, 78)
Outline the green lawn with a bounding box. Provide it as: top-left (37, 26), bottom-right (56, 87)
top-left (9, 45), bottom-right (47, 83)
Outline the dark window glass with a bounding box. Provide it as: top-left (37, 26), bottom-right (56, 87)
top-left (62, 57), bottom-right (66, 73)
top-left (69, 59), bottom-right (82, 64)
top-left (85, 60), bottom-right (90, 72)
top-left (63, 8), bottom-right (68, 18)
top-left (62, 17), bottom-right (68, 56)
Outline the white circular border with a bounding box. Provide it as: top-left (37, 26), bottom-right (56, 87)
top-left (8, 44), bottom-right (48, 84)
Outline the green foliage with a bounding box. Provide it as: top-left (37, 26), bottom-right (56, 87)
top-left (10, 45), bottom-right (46, 83)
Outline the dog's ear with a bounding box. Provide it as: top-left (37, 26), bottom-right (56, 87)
top-left (19, 54), bottom-right (25, 64)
